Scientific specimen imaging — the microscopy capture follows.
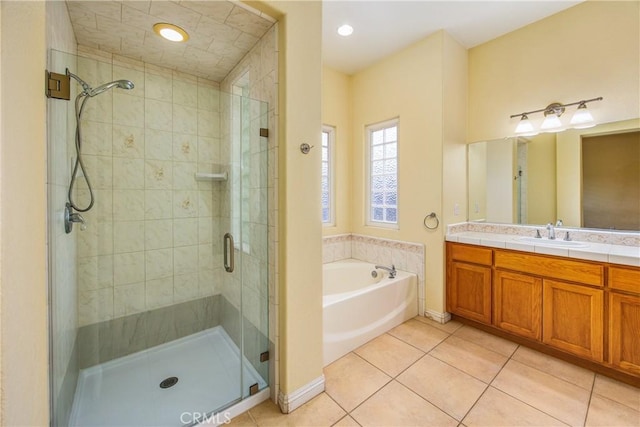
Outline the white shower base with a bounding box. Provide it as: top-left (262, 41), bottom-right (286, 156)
top-left (69, 326), bottom-right (267, 427)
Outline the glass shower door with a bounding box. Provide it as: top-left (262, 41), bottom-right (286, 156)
top-left (221, 91), bottom-right (269, 402)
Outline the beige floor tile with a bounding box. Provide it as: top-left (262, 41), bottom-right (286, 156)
top-left (453, 325), bottom-right (518, 357)
top-left (592, 374), bottom-right (640, 411)
top-left (324, 352), bottom-right (391, 412)
top-left (512, 346), bottom-right (595, 390)
top-left (585, 394), bottom-right (640, 427)
top-left (430, 335), bottom-right (508, 383)
top-left (492, 360), bottom-right (591, 426)
top-left (333, 415), bottom-right (361, 426)
top-left (227, 411), bottom-right (257, 426)
top-left (397, 355), bottom-right (487, 421)
top-left (249, 393), bottom-right (346, 426)
top-left (389, 318), bottom-right (450, 352)
top-left (413, 315), bottom-right (463, 334)
top-left (354, 333), bottom-right (424, 377)
top-left (351, 380), bottom-right (458, 427)
top-left (463, 386), bottom-right (568, 427)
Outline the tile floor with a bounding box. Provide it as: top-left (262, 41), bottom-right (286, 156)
top-left (229, 316), bottom-right (640, 426)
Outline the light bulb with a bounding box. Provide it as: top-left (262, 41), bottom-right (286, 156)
top-left (515, 115), bottom-right (536, 136)
top-left (541, 113), bottom-right (563, 132)
top-left (337, 24), bottom-right (354, 37)
top-left (570, 103), bottom-right (595, 129)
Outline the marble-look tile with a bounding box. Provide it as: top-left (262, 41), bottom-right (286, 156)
top-left (113, 251), bottom-right (144, 285)
top-left (145, 248), bottom-right (173, 280)
top-left (388, 318), bottom-right (449, 352)
top-left (249, 393), bottom-right (345, 426)
top-left (113, 125), bottom-right (144, 158)
top-left (324, 353), bottom-right (391, 412)
top-left (492, 360), bottom-right (591, 426)
top-left (145, 99), bottom-right (172, 132)
top-left (585, 394), bottom-right (640, 427)
top-left (453, 325), bottom-right (518, 357)
top-left (351, 381), bottom-right (457, 427)
top-left (397, 355), bottom-right (487, 421)
top-left (511, 346), bottom-right (595, 390)
top-left (592, 374), bottom-right (640, 411)
top-left (144, 219), bottom-right (173, 250)
top-left (463, 386), bottom-right (567, 427)
top-left (354, 334), bottom-right (424, 377)
top-left (430, 335), bottom-right (509, 383)
top-left (113, 93), bottom-right (144, 128)
top-left (145, 129), bottom-right (173, 160)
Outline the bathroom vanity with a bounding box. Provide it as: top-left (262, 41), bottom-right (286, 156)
top-left (445, 227), bottom-right (639, 385)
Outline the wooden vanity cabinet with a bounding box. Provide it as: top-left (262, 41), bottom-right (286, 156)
top-left (493, 270), bottom-right (542, 340)
top-left (446, 242), bottom-right (639, 381)
top-left (446, 243), bottom-right (492, 324)
top-left (542, 279), bottom-right (604, 361)
top-left (608, 266), bottom-right (640, 374)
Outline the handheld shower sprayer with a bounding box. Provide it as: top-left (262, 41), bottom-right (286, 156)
top-left (64, 69), bottom-right (135, 233)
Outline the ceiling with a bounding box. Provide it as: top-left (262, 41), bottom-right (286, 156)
top-left (67, 1), bottom-right (584, 81)
top-left (66, 0), bottom-right (275, 82)
top-left (323, 0), bottom-right (584, 75)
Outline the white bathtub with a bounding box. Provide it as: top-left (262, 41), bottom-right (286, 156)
top-left (323, 259), bottom-right (418, 366)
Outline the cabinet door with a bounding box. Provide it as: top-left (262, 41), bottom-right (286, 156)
top-left (609, 292), bottom-right (640, 375)
top-left (448, 261), bottom-right (491, 324)
top-left (543, 280), bottom-right (603, 361)
top-left (494, 270), bottom-right (542, 340)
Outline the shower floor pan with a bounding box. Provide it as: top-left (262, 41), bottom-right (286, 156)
top-left (69, 326), bottom-right (267, 427)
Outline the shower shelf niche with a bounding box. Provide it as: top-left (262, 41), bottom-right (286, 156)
top-left (194, 172), bottom-right (228, 181)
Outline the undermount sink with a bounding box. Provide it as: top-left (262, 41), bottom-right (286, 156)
top-left (515, 236), bottom-right (590, 248)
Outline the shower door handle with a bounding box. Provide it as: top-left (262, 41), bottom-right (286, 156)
top-left (224, 233), bottom-right (235, 273)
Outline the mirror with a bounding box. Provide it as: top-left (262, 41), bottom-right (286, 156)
top-left (468, 118), bottom-right (640, 231)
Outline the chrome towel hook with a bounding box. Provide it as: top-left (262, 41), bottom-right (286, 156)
top-left (423, 212), bottom-right (439, 230)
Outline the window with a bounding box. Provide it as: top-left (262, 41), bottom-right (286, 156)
top-left (321, 125), bottom-right (335, 225)
top-left (367, 119), bottom-right (398, 227)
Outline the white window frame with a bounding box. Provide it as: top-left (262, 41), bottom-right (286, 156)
top-left (321, 125), bottom-right (336, 226)
top-left (365, 118), bottom-right (399, 229)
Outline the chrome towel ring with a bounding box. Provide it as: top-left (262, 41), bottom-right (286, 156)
top-left (423, 212), bottom-right (439, 230)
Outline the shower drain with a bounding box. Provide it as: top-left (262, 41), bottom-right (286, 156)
top-left (159, 377), bottom-right (179, 389)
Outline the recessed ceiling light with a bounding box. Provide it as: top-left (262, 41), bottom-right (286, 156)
top-left (337, 24), bottom-right (354, 37)
top-left (153, 23), bottom-right (189, 42)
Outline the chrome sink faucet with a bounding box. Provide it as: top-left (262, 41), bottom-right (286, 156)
top-left (375, 264), bottom-right (396, 279)
top-left (546, 223), bottom-right (556, 240)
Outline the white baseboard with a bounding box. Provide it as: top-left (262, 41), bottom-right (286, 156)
top-left (423, 309), bottom-right (452, 324)
top-left (277, 375), bottom-right (325, 414)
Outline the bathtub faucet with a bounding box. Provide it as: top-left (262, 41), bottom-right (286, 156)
top-left (375, 264), bottom-right (396, 279)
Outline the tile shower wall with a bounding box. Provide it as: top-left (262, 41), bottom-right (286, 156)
top-left (323, 234), bottom-right (426, 315)
top-left (75, 46), bottom-right (223, 327)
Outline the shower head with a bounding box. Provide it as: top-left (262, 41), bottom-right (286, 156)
top-left (66, 69), bottom-right (91, 94)
top-left (87, 80), bottom-right (135, 97)
top-left (66, 69), bottom-right (135, 97)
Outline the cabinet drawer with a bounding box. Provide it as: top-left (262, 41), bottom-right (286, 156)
top-left (495, 250), bottom-right (603, 287)
top-left (448, 243), bottom-right (492, 266)
top-left (609, 266), bottom-right (640, 294)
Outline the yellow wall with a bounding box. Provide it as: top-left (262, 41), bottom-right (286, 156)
top-left (322, 67), bottom-right (352, 236)
top-left (526, 133), bottom-right (557, 224)
top-left (347, 31), bottom-right (467, 314)
top-left (0, 2), bottom-right (49, 425)
top-left (256, 0), bottom-right (325, 396)
top-left (469, 1), bottom-right (640, 142)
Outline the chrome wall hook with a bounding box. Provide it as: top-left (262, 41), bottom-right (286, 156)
top-left (300, 143), bottom-right (314, 154)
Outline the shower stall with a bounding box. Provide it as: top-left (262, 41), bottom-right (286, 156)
top-left (48, 43), bottom-right (272, 426)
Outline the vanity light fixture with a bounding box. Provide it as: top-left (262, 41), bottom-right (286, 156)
top-left (337, 24), bottom-right (354, 37)
top-left (569, 102), bottom-right (596, 128)
top-left (511, 97), bottom-right (602, 135)
top-left (153, 23), bottom-right (189, 42)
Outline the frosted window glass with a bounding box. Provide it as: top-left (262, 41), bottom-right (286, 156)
top-left (367, 120), bottom-right (398, 226)
top-left (372, 130), bottom-right (384, 145)
top-left (321, 127), bottom-right (334, 224)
